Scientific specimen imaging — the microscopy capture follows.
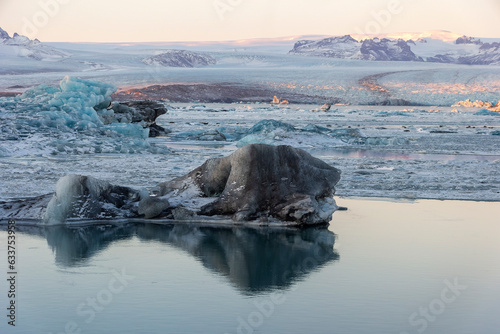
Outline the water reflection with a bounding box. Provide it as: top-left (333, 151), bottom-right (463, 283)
top-left (136, 224), bottom-right (339, 294)
top-left (11, 222), bottom-right (338, 294)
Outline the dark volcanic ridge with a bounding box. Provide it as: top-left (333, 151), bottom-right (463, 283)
top-left (111, 82), bottom-right (425, 106)
top-left (112, 83), bottom-right (338, 104)
top-left (112, 82), bottom-right (425, 106)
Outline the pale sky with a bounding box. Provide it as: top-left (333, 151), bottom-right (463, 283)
top-left (0, 0), bottom-right (499, 42)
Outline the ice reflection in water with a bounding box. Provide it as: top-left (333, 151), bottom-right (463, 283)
top-left (19, 223), bottom-right (339, 294)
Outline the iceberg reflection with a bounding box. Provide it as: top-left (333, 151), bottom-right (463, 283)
top-left (13, 222), bottom-right (339, 294)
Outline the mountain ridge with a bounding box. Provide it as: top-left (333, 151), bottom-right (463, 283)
top-left (0, 27), bottom-right (70, 61)
top-left (289, 32), bottom-right (500, 65)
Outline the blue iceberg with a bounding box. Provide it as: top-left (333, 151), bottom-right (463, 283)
top-left (0, 76), bottom-right (162, 156)
top-left (474, 109), bottom-right (500, 116)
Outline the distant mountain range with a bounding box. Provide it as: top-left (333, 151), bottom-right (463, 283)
top-left (0, 27), bottom-right (69, 61)
top-left (289, 31), bottom-right (500, 65)
top-left (1, 27), bottom-right (499, 65)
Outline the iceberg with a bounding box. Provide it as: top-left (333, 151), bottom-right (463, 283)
top-left (43, 175), bottom-right (141, 224)
top-left (0, 76), bottom-right (168, 156)
top-left (235, 119), bottom-right (406, 148)
top-left (14, 76), bottom-right (115, 130)
top-left (474, 109), bottom-right (500, 116)
top-left (105, 123), bottom-right (149, 139)
top-left (2, 145), bottom-right (341, 227)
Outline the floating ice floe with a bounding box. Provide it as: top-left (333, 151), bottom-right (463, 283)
top-left (236, 119), bottom-right (409, 147)
top-left (474, 109), bottom-right (500, 116)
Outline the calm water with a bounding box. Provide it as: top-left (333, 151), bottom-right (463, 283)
top-left (1, 198), bottom-right (499, 334)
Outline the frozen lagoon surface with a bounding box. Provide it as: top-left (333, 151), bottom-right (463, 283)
top-left (1, 198), bottom-right (499, 334)
top-left (1, 102), bottom-right (499, 201)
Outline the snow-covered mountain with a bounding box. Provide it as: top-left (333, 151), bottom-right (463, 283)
top-left (359, 38), bottom-right (422, 61)
top-left (0, 27), bottom-right (70, 61)
top-left (289, 31), bottom-right (500, 65)
top-left (142, 50), bottom-right (216, 67)
top-left (461, 42), bottom-right (500, 65)
top-left (289, 35), bottom-right (360, 59)
top-left (289, 35), bottom-right (422, 61)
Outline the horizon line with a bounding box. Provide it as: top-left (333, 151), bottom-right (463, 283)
top-left (4, 27), bottom-right (500, 45)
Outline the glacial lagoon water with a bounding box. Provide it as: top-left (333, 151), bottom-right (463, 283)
top-left (1, 198), bottom-right (499, 334)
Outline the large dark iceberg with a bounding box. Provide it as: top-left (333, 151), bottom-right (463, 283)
top-left (0, 144), bottom-right (341, 227)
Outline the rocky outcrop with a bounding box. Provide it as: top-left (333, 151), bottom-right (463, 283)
top-left (0, 27), bottom-right (10, 40)
top-left (111, 82), bottom-right (336, 104)
top-left (455, 35), bottom-right (482, 45)
top-left (1, 145), bottom-right (341, 226)
top-left (97, 100), bottom-right (169, 137)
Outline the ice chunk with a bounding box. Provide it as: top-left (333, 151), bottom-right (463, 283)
top-left (237, 119), bottom-right (367, 148)
top-left (375, 111), bottom-right (412, 117)
top-left (44, 175), bottom-right (140, 224)
top-left (138, 196), bottom-right (170, 219)
top-left (246, 119), bottom-right (297, 134)
top-left (174, 130), bottom-right (226, 141)
top-left (474, 109), bottom-right (500, 116)
top-left (14, 76), bottom-right (114, 129)
top-left (105, 123), bottom-right (149, 139)
top-left (237, 119), bottom-right (299, 147)
top-left (302, 124), bottom-right (331, 134)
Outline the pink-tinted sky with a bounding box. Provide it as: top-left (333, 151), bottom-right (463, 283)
top-left (1, 0), bottom-right (499, 42)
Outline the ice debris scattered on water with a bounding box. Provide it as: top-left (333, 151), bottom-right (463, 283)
top-left (474, 109), bottom-right (500, 116)
top-left (236, 119), bottom-right (409, 147)
top-left (0, 76), bottom-right (168, 156)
